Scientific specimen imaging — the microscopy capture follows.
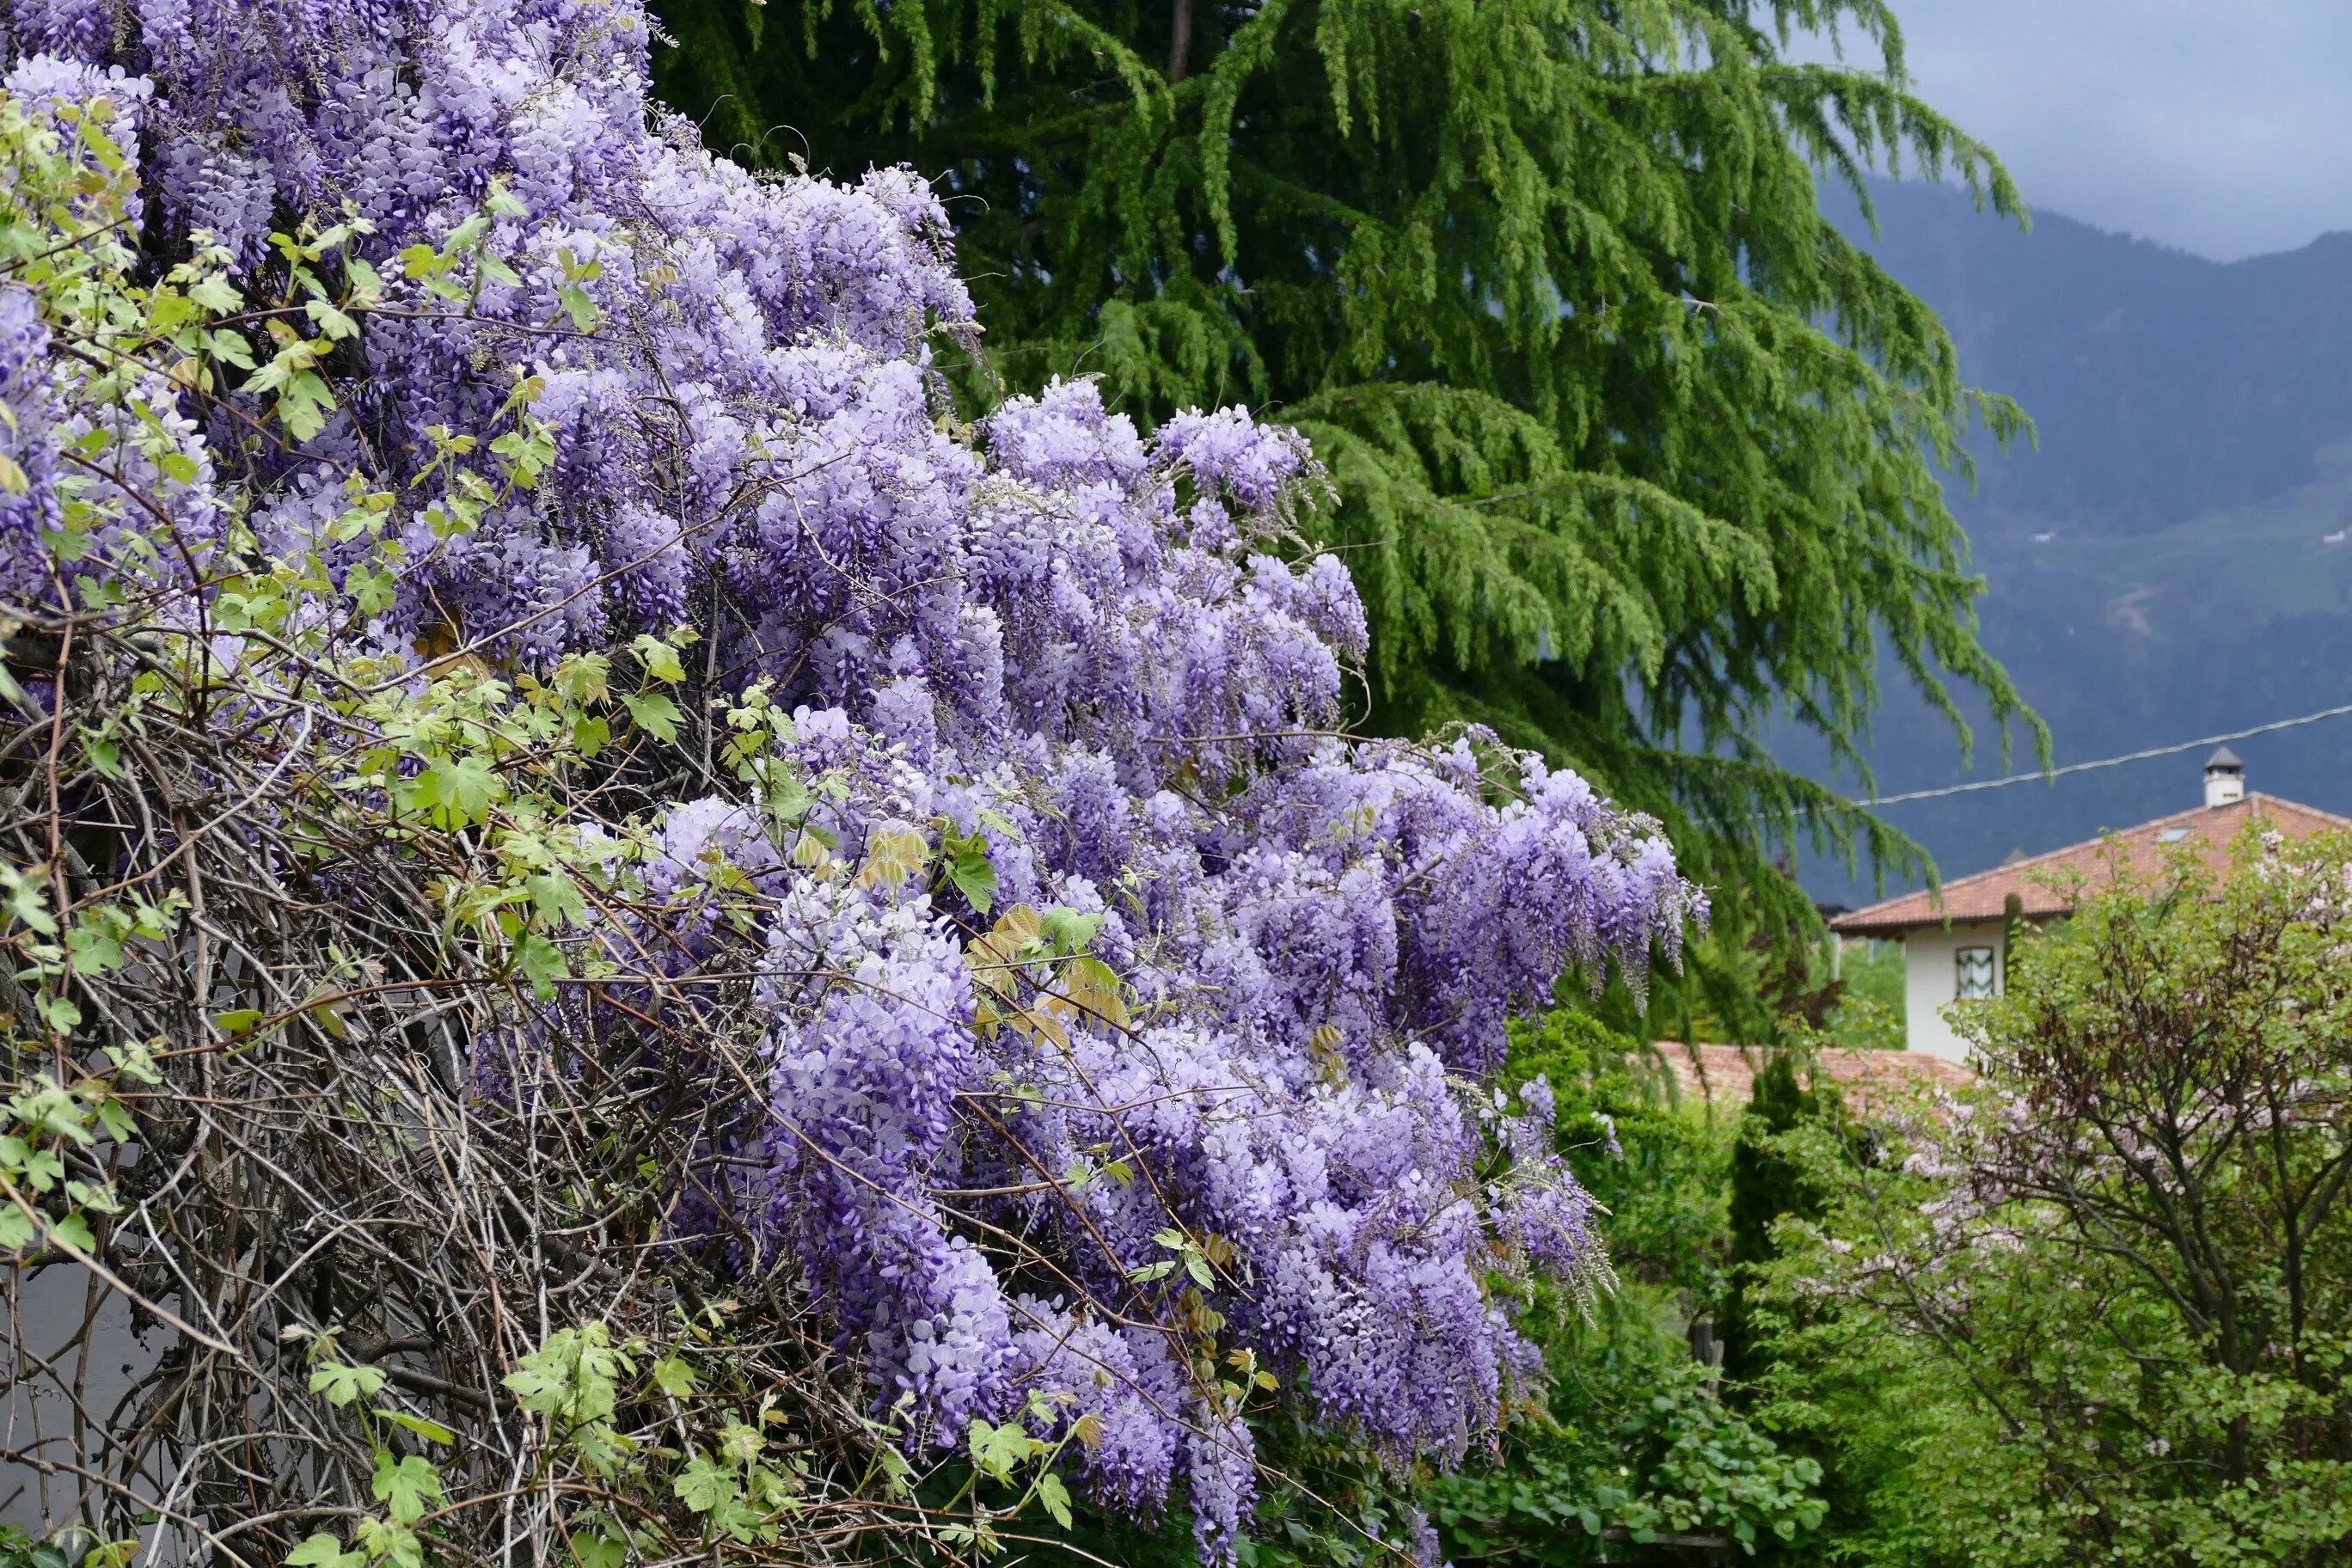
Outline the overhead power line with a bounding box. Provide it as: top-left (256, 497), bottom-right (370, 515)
top-left (1851, 701), bottom-right (2352, 809)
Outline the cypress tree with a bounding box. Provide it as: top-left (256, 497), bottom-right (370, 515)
top-left (651, 0), bottom-right (2045, 968)
top-left (1719, 1049), bottom-right (1840, 1383)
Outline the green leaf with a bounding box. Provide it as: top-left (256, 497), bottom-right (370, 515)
top-left (620, 691), bottom-right (682, 744)
top-left (373, 1407), bottom-right (458, 1446)
top-left (346, 562), bottom-right (397, 616)
top-left (304, 299), bottom-right (359, 340)
top-left (46, 1212), bottom-right (95, 1256)
top-left (765, 769), bottom-right (812, 822)
top-left (966, 1416), bottom-right (1039, 1480)
top-left (1036, 1470), bottom-right (1074, 1529)
top-left (206, 328), bottom-right (256, 369)
top-left (5, 874), bottom-right (58, 935)
top-left (284, 1533), bottom-right (364, 1568)
top-left (630, 634), bottom-right (686, 683)
top-left (514, 932), bottom-right (568, 1000)
top-left (947, 842), bottom-right (996, 916)
top-left (371, 1451), bottom-right (444, 1525)
top-left (648, 1356), bottom-right (700, 1398)
top-left (345, 257), bottom-right (384, 307)
top-left (559, 285), bottom-right (602, 333)
top-left (504, 1325), bottom-right (624, 1426)
top-left (64, 1179), bottom-right (119, 1215)
top-left (354, 1518), bottom-right (422, 1568)
top-left (524, 872), bottom-right (588, 929)
top-left (309, 1360), bottom-right (388, 1408)
top-left (1040, 907), bottom-right (1103, 955)
top-left (95, 1098), bottom-right (136, 1142)
top-left (187, 274), bottom-right (242, 314)
top-left (673, 1454), bottom-right (738, 1514)
top-left (414, 754), bottom-right (503, 828)
top-left (716, 1420), bottom-right (763, 1466)
top-left (64, 921), bottom-right (124, 975)
top-left (569, 1534), bottom-right (628, 1568)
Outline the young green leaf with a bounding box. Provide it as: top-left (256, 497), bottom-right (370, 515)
top-left (621, 691), bottom-right (682, 744)
top-left (673, 1454), bottom-right (739, 1514)
top-left (309, 1360), bottom-right (389, 1408)
top-left (372, 1408), bottom-right (458, 1446)
top-left (371, 1451), bottom-right (444, 1525)
top-left (284, 1533), bottom-right (364, 1568)
top-left (1035, 1470), bottom-right (1074, 1528)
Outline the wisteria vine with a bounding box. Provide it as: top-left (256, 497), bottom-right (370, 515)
top-left (0, 0), bottom-right (1702, 1559)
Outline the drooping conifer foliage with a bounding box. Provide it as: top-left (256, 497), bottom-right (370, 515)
top-left (0, 0), bottom-right (1699, 1560)
top-left (652, 0), bottom-right (2048, 981)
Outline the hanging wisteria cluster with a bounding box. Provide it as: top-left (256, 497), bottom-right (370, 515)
top-left (0, 0), bottom-right (1700, 1559)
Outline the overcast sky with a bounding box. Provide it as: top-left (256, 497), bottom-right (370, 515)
top-left (1795, 1), bottom-right (2352, 261)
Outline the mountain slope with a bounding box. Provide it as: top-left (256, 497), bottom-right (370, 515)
top-left (1826, 181), bottom-right (2352, 540)
top-left (1797, 183), bottom-right (2352, 908)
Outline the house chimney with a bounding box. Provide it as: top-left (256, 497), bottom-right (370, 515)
top-left (2203, 745), bottom-right (2245, 808)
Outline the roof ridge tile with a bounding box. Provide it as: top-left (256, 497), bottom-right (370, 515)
top-left (1830, 793), bottom-right (2349, 935)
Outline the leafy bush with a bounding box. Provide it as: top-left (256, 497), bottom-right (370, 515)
top-left (1420, 1008), bottom-right (1826, 1563)
top-left (1504, 1008), bottom-right (1733, 1299)
top-left (1433, 1332), bottom-right (1825, 1563)
top-left (1824, 940), bottom-right (1906, 1053)
top-left (1758, 829), bottom-right (2352, 1565)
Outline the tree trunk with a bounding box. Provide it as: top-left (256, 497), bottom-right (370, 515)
top-left (1167, 0), bottom-right (1196, 82)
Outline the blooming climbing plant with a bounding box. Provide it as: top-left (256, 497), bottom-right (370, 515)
top-left (0, 1), bottom-right (1700, 1563)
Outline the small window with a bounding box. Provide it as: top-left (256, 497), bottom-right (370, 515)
top-left (2156, 827), bottom-right (2191, 844)
top-left (1955, 945), bottom-right (1998, 1001)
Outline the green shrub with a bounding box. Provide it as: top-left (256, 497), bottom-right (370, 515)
top-left (1757, 828), bottom-right (2352, 1565)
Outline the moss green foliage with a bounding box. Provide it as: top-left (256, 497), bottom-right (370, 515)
top-left (1754, 830), bottom-right (2352, 1565)
top-left (1674, 912), bottom-right (1860, 1047)
top-left (1505, 1008), bottom-right (1732, 1298)
top-left (0, 1532), bottom-right (101, 1568)
top-left (1823, 938), bottom-right (1905, 1051)
top-left (1419, 1008), bottom-right (1827, 1561)
top-left (649, 0), bottom-right (2047, 983)
top-left (1728, 1055), bottom-right (1839, 1281)
top-left (1716, 1050), bottom-right (1844, 1384)
top-left (1433, 1351), bottom-right (1825, 1564)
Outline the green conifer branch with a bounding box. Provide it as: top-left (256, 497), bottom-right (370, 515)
top-left (651, 0), bottom-right (2054, 1012)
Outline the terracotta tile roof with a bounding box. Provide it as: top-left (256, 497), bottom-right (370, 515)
top-left (1659, 1041), bottom-right (1976, 1112)
top-left (1828, 793), bottom-right (2350, 937)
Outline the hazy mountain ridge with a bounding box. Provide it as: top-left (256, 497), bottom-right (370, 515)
top-left (1827, 181), bottom-right (2352, 539)
top-left (1795, 182), bottom-right (2352, 908)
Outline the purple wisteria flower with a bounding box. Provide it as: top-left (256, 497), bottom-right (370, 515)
top-left (0, 3), bottom-right (1705, 1559)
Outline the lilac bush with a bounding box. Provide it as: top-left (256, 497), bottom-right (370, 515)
top-left (0, 1), bottom-right (1702, 1558)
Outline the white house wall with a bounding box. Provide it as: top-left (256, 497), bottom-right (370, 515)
top-left (1900, 920), bottom-right (2005, 1063)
